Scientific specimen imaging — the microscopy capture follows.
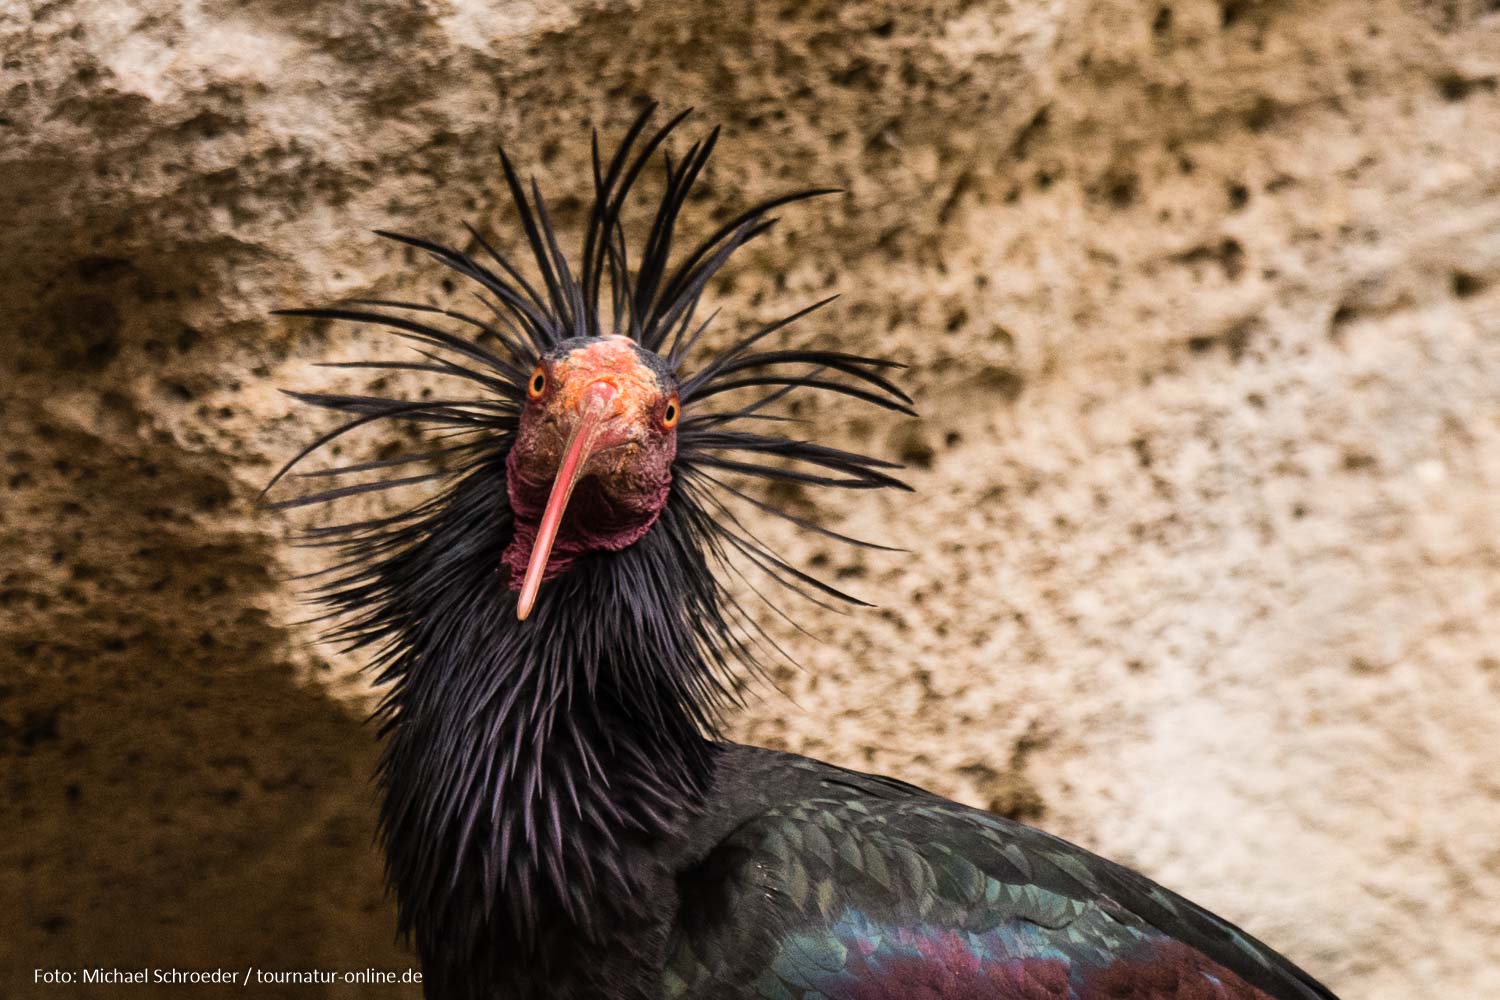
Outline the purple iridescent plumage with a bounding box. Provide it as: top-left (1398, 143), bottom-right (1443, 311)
top-left (754, 912), bottom-right (1274, 999)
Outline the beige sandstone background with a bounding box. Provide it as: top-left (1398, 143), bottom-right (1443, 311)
top-left (3, 0), bottom-right (1499, 997)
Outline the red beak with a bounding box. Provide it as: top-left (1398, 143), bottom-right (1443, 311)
top-left (515, 381), bottom-right (619, 621)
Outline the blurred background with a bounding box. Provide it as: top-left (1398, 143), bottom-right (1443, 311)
top-left (3, 1), bottom-right (1498, 997)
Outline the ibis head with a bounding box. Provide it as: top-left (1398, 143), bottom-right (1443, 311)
top-left (504, 335), bottom-right (681, 618)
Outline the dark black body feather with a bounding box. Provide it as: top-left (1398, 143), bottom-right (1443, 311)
top-left (271, 106), bottom-right (1339, 999)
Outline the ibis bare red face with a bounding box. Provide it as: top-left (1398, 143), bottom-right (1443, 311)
top-left (503, 336), bottom-right (680, 619)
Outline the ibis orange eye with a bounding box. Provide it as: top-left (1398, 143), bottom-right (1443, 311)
top-left (661, 395), bottom-right (679, 429)
top-left (527, 367), bottom-right (547, 399)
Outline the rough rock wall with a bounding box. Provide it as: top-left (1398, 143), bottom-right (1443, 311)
top-left (4, 1), bottom-right (1498, 997)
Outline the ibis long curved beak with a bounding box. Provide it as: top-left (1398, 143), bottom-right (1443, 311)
top-left (515, 381), bottom-right (619, 621)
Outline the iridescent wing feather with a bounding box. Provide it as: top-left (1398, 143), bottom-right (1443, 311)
top-left (664, 749), bottom-right (1336, 1000)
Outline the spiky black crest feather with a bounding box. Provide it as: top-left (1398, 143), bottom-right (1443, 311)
top-left (269, 104), bottom-right (911, 967)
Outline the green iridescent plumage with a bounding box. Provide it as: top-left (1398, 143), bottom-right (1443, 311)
top-left (661, 748), bottom-right (1335, 1000)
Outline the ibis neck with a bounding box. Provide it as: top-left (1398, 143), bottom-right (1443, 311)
top-left (375, 473), bottom-right (723, 973)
